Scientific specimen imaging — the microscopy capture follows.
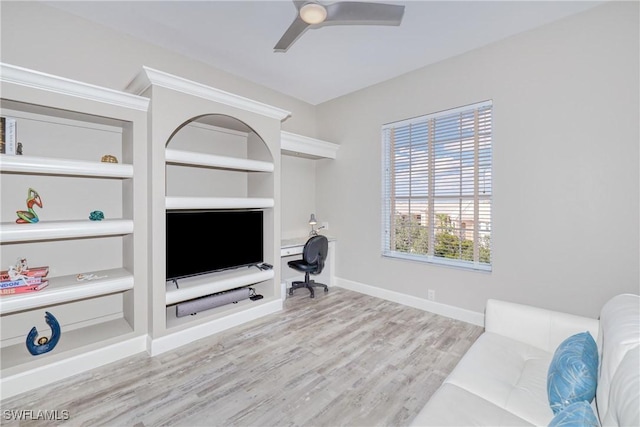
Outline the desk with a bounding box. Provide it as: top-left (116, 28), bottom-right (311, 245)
top-left (280, 235), bottom-right (336, 294)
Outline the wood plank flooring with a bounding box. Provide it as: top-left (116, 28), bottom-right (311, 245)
top-left (0, 288), bottom-right (483, 427)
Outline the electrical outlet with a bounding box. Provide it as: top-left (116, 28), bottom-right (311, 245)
top-left (321, 221), bottom-right (329, 230)
top-left (427, 289), bottom-right (436, 301)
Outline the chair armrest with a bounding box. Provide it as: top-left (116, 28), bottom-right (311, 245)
top-left (485, 299), bottom-right (599, 352)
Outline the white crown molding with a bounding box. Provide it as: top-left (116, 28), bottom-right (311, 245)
top-left (126, 66), bottom-right (291, 121)
top-left (0, 63), bottom-right (149, 111)
top-left (281, 131), bottom-right (340, 159)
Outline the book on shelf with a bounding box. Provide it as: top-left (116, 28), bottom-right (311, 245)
top-left (0, 266), bottom-right (49, 281)
top-left (0, 276), bottom-right (43, 289)
top-left (0, 116), bottom-right (5, 154)
top-left (0, 280), bottom-right (49, 296)
top-left (4, 116), bottom-right (16, 155)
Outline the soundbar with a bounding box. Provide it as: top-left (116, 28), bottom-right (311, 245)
top-left (176, 287), bottom-right (251, 317)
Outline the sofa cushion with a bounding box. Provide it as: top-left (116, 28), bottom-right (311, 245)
top-left (548, 401), bottom-right (600, 427)
top-left (547, 331), bottom-right (598, 414)
top-left (410, 383), bottom-right (534, 426)
top-left (441, 332), bottom-right (555, 426)
top-left (596, 293), bottom-right (640, 426)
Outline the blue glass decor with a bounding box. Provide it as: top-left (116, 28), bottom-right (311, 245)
top-left (26, 311), bottom-right (61, 356)
top-left (89, 210), bottom-right (104, 221)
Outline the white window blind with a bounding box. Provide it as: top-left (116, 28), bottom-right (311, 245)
top-left (382, 100), bottom-right (492, 271)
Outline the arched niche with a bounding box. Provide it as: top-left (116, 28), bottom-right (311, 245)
top-left (164, 113), bottom-right (274, 199)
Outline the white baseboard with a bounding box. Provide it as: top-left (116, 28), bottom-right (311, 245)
top-left (149, 298), bottom-right (283, 356)
top-left (0, 335), bottom-right (147, 400)
top-left (334, 277), bottom-right (484, 326)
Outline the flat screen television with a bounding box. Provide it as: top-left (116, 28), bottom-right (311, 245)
top-left (166, 209), bottom-right (263, 281)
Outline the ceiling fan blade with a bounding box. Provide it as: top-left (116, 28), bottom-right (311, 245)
top-left (325, 2), bottom-right (405, 26)
top-left (274, 15), bottom-right (310, 52)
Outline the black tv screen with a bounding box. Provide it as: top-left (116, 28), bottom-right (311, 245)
top-left (166, 210), bottom-right (263, 280)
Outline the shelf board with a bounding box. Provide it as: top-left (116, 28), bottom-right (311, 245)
top-left (165, 197), bottom-right (274, 210)
top-left (0, 268), bottom-right (133, 315)
top-left (166, 267), bottom-right (274, 305)
top-left (165, 148), bottom-right (273, 172)
top-left (0, 155), bottom-right (133, 178)
top-left (164, 295), bottom-right (279, 331)
top-left (0, 317), bottom-right (135, 375)
top-left (0, 219), bottom-right (134, 243)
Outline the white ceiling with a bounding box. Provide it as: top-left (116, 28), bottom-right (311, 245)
top-left (48, 1), bottom-right (604, 105)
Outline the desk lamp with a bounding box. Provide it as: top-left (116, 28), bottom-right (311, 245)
top-left (308, 213), bottom-right (325, 236)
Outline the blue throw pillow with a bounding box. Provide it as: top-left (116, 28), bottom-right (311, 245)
top-left (547, 332), bottom-right (598, 414)
top-left (548, 401), bottom-right (600, 427)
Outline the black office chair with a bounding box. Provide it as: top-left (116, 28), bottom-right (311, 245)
top-left (288, 235), bottom-right (329, 298)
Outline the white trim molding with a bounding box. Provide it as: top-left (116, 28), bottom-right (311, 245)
top-left (0, 335), bottom-right (147, 400)
top-left (334, 277), bottom-right (485, 326)
top-left (0, 63), bottom-right (149, 111)
top-left (126, 66), bottom-right (291, 121)
top-left (281, 131), bottom-right (340, 159)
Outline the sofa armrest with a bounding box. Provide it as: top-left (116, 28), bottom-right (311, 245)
top-left (485, 299), bottom-right (599, 352)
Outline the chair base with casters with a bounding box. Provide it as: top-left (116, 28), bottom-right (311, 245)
top-left (288, 271), bottom-right (328, 299)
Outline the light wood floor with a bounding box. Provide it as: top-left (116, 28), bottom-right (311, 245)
top-left (0, 288), bottom-right (483, 427)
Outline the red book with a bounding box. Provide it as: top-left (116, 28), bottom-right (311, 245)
top-left (0, 266), bottom-right (49, 281)
top-left (0, 276), bottom-right (42, 289)
top-left (0, 280), bottom-right (49, 296)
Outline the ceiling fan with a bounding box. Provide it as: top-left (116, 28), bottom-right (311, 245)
top-left (274, 1), bottom-right (405, 52)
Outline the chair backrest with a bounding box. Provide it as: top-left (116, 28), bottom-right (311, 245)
top-left (303, 235), bottom-right (328, 274)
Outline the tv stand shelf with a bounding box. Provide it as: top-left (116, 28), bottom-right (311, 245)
top-left (166, 267), bottom-right (273, 305)
top-left (164, 294), bottom-right (278, 330)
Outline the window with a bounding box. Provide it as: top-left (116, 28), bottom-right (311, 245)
top-left (382, 101), bottom-right (492, 271)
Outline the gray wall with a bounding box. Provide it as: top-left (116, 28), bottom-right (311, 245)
top-left (0, 1), bottom-right (316, 136)
top-left (1, 1), bottom-right (638, 318)
top-left (315, 1), bottom-right (639, 318)
top-left (0, 0), bottom-right (318, 240)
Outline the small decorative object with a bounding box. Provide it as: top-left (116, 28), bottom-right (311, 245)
top-left (7, 258), bottom-right (30, 285)
top-left (26, 311), bottom-right (61, 356)
top-left (76, 273), bottom-right (107, 281)
top-left (16, 188), bottom-right (42, 224)
top-left (100, 154), bottom-right (118, 163)
top-left (89, 210), bottom-right (104, 221)
top-left (16, 142), bottom-right (23, 155)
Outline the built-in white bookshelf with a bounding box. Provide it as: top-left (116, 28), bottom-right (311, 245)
top-left (126, 67), bottom-right (290, 355)
top-left (0, 63), bottom-right (149, 399)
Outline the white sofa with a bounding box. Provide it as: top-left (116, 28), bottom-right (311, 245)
top-left (411, 294), bottom-right (640, 426)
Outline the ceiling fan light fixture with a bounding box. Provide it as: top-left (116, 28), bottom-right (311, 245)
top-left (299, 2), bottom-right (327, 24)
